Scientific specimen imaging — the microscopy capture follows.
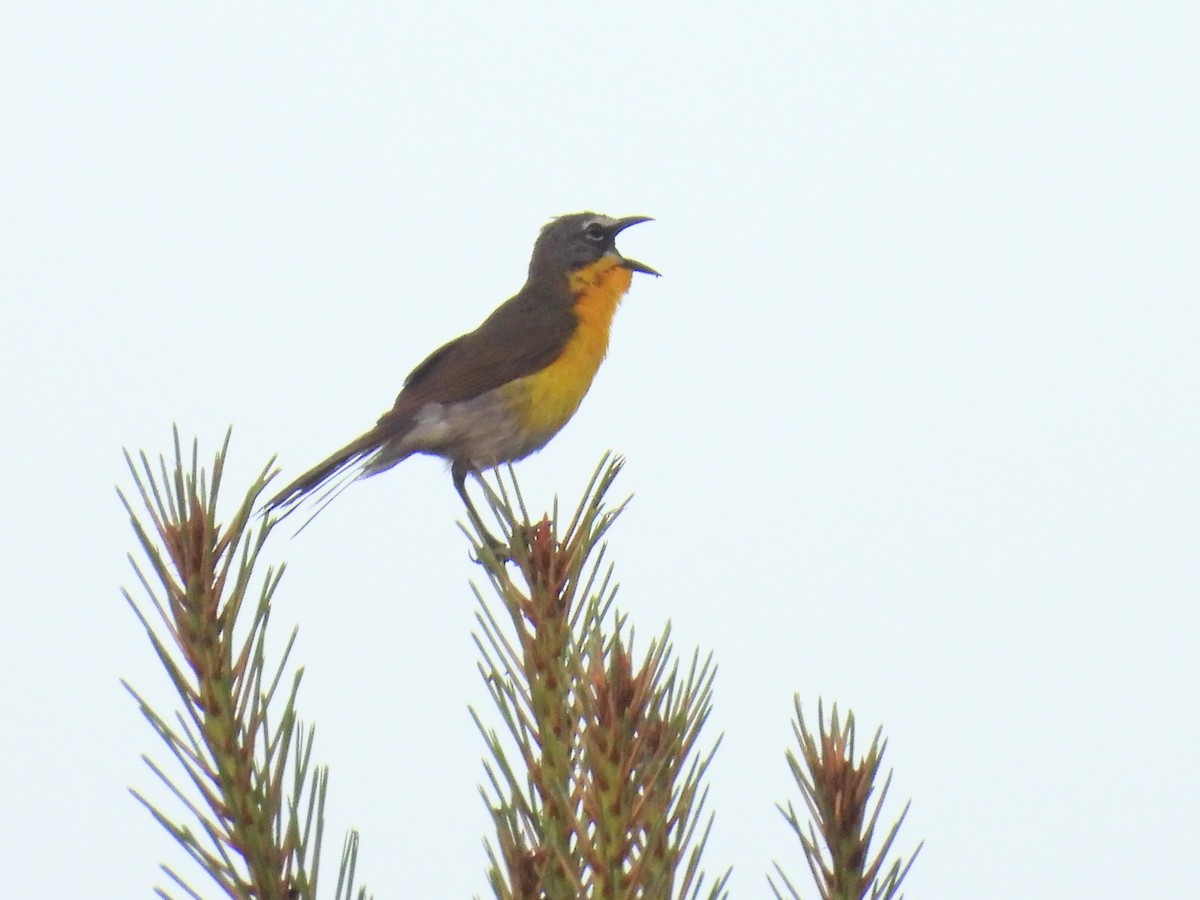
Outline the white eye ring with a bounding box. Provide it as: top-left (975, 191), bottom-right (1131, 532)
top-left (583, 221), bottom-right (606, 241)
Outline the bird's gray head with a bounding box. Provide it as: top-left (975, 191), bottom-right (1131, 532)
top-left (527, 212), bottom-right (658, 281)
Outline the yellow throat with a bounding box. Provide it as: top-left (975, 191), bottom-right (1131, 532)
top-left (513, 256), bottom-right (634, 440)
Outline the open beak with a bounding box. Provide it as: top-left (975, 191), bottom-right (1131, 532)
top-left (612, 215), bottom-right (659, 276)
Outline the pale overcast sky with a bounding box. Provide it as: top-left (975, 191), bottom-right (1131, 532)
top-left (3, 4), bottom-right (1198, 897)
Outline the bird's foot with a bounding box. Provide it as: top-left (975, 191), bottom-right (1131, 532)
top-left (470, 527), bottom-right (513, 564)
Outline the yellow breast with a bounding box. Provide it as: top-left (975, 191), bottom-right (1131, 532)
top-left (508, 257), bottom-right (634, 444)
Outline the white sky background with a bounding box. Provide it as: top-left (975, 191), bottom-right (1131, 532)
top-left (3, 3), bottom-right (1197, 897)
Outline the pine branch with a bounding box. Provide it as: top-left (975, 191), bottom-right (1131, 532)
top-left (470, 456), bottom-right (731, 899)
top-left (119, 427), bottom-right (370, 900)
top-left (768, 698), bottom-right (922, 900)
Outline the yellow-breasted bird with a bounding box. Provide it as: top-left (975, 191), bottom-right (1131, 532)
top-left (266, 212), bottom-right (657, 533)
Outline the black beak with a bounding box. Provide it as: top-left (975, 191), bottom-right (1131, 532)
top-left (612, 215), bottom-right (659, 276)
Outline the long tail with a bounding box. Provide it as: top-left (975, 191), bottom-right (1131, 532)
top-left (265, 429), bottom-right (385, 523)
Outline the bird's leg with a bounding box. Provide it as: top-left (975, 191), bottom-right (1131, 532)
top-left (452, 461), bottom-right (509, 559)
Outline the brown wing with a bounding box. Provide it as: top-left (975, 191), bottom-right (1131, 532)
top-left (382, 287), bottom-right (576, 421)
top-left (267, 284), bottom-right (577, 516)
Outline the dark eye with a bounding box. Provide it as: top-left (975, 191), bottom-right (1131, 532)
top-left (583, 221), bottom-right (606, 241)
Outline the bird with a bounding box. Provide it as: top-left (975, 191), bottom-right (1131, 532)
top-left (265, 211), bottom-right (658, 540)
